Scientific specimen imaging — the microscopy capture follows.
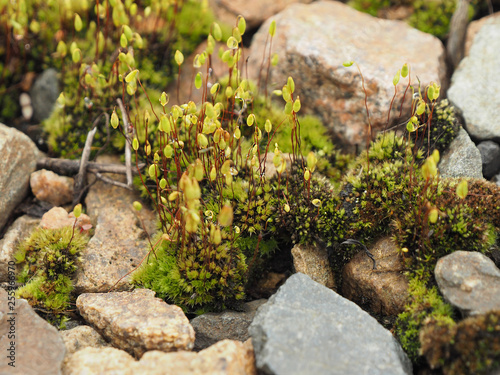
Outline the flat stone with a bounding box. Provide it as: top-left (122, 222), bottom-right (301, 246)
top-left (62, 347), bottom-right (135, 375)
top-left (448, 16), bottom-right (500, 142)
top-left (248, 1), bottom-right (447, 152)
top-left (76, 289), bottom-right (195, 358)
top-left (0, 288), bottom-right (66, 375)
top-left (191, 299), bottom-right (266, 350)
top-left (60, 325), bottom-right (110, 355)
top-left (435, 250), bottom-right (500, 316)
top-left (74, 155), bottom-right (155, 293)
top-left (30, 169), bottom-right (74, 206)
top-left (291, 243), bottom-right (335, 289)
top-left (439, 127), bottom-right (483, 179)
top-left (249, 273), bottom-right (412, 375)
top-left (0, 123), bottom-right (39, 232)
top-left (342, 237), bottom-right (409, 316)
top-left (0, 215), bottom-right (39, 282)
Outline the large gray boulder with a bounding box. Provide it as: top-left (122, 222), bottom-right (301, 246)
top-left (448, 16), bottom-right (500, 142)
top-left (249, 273), bottom-right (412, 375)
top-left (0, 123), bottom-right (39, 232)
top-left (248, 0), bottom-right (447, 152)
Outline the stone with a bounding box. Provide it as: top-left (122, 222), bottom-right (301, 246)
top-left (74, 155), bottom-right (155, 293)
top-left (209, 0), bottom-right (313, 30)
top-left (291, 243), bottom-right (335, 289)
top-left (0, 288), bottom-right (66, 375)
top-left (30, 169), bottom-right (74, 206)
top-left (249, 273), bottom-right (412, 375)
top-left (448, 16), bottom-right (500, 142)
top-left (76, 289), bottom-right (195, 358)
top-left (438, 127), bottom-right (483, 179)
top-left (30, 68), bottom-right (60, 122)
top-left (248, 1), bottom-right (447, 152)
top-left (477, 140), bottom-right (500, 179)
top-left (0, 123), bottom-right (39, 232)
top-left (62, 347), bottom-right (135, 375)
top-left (0, 215), bottom-right (39, 282)
top-left (60, 325), bottom-right (110, 355)
top-left (39, 206), bottom-right (92, 231)
top-left (191, 299), bottom-right (266, 350)
top-left (464, 12), bottom-right (500, 57)
top-left (249, 272), bottom-right (286, 298)
top-left (435, 250), bottom-right (500, 316)
top-left (63, 339), bottom-right (256, 375)
top-left (342, 237), bottom-right (409, 316)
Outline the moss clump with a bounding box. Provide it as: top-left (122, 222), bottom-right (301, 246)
top-left (14, 226), bottom-right (89, 322)
top-left (420, 311), bottom-right (500, 374)
top-left (394, 275), bottom-right (456, 362)
top-left (132, 231), bottom-right (247, 314)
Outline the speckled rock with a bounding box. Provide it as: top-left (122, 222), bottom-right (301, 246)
top-left (76, 289), bottom-right (195, 358)
top-left (477, 140), bottom-right (500, 179)
top-left (60, 325), bottom-right (110, 355)
top-left (39, 206), bottom-right (92, 231)
top-left (0, 215), bottom-right (39, 282)
top-left (191, 299), bottom-right (266, 350)
top-left (435, 250), bottom-right (500, 316)
top-left (63, 339), bottom-right (256, 375)
top-left (342, 237), bottom-right (409, 316)
top-left (248, 1), bottom-right (447, 152)
top-left (0, 288), bottom-right (66, 375)
top-left (30, 169), bottom-right (74, 206)
top-left (464, 12), bottom-right (500, 57)
top-left (74, 155), bottom-right (155, 293)
top-left (0, 123), bottom-right (39, 232)
top-left (209, 0), bottom-right (313, 29)
top-left (448, 16), bottom-right (500, 142)
top-left (249, 273), bottom-right (412, 375)
top-left (291, 243), bottom-right (335, 289)
top-left (439, 127), bottom-right (483, 179)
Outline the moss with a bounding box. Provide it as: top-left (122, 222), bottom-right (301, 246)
top-left (14, 226), bottom-right (88, 315)
top-left (420, 311), bottom-right (500, 374)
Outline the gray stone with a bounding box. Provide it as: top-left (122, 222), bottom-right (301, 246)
top-left (439, 127), bottom-right (483, 178)
top-left (74, 155), bottom-right (155, 293)
top-left (30, 69), bottom-right (60, 122)
top-left (76, 289), bottom-right (195, 358)
top-left (191, 299), bottom-right (266, 350)
top-left (0, 215), bottom-right (39, 282)
top-left (448, 17), bottom-right (500, 142)
top-left (435, 250), bottom-right (500, 316)
top-left (477, 140), bottom-right (500, 179)
top-left (0, 123), bottom-right (39, 232)
top-left (0, 288), bottom-right (66, 375)
top-left (248, 1), bottom-right (447, 152)
top-left (249, 273), bottom-right (412, 375)
top-left (342, 237), bottom-right (409, 317)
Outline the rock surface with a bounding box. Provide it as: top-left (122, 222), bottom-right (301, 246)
top-left (0, 288), bottom-right (66, 375)
top-left (209, 0), bottom-right (312, 30)
top-left (30, 169), bottom-right (74, 206)
top-left (249, 273), bottom-right (412, 375)
top-left (448, 16), bottom-right (500, 142)
top-left (30, 68), bottom-right (60, 122)
top-left (291, 243), bottom-right (335, 289)
top-left (74, 155), bottom-right (155, 293)
top-left (39, 206), bottom-right (92, 231)
top-left (248, 1), bottom-right (447, 152)
top-left (438, 127), bottom-right (483, 178)
top-left (477, 140), bottom-right (500, 179)
top-left (435, 250), bottom-right (500, 316)
top-left (191, 299), bottom-right (266, 350)
top-left (63, 339), bottom-right (256, 375)
top-left (76, 289), bottom-right (195, 358)
top-left (0, 215), bottom-right (39, 282)
top-left (0, 123), bottom-right (39, 232)
top-left (342, 237), bottom-right (409, 316)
